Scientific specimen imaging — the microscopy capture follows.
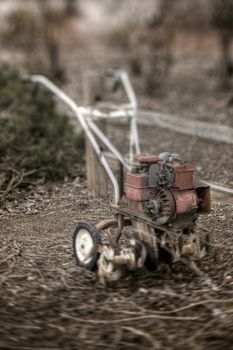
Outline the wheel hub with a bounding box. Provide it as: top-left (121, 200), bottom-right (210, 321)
top-left (75, 229), bottom-right (94, 264)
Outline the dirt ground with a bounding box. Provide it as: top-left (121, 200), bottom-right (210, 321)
top-left (1, 24), bottom-right (233, 350)
top-left (0, 182), bottom-right (233, 350)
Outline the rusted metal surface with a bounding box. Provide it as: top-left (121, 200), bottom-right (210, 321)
top-left (202, 181), bottom-right (233, 206)
top-left (123, 153), bottom-right (209, 230)
top-left (95, 217), bottom-right (132, 231)
top-left (125, 173), bottom-right (151, 201)
top-left (173, 190), bottom-right (198, 214)
top-left (107, 152), bottom-right (209, 278)
top-left (172, 162), bottom-right (194, 190)
top-left (147, 187), bottom-right (176, 224)
top-left (125, 173), bottom-right (149, 187)
top-left (116, 205), bottom-right (174, 234)
top-left (195, 181), bottom-right (211, 213)
top-left (135, 153), bottom-right (159, 164)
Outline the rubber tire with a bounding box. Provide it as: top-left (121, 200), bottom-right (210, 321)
top-left (144, 256), bottom-right (158, 271)
top-left (73, 222), bottom-right (101, 271)
top-left (143, 242), bottom-right (158, 271)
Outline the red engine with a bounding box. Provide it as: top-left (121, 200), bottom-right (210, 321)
top-left (125, 153), bottom-right (210, 230)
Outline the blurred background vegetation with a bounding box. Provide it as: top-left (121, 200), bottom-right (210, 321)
top-left (0, 0), bottom-right (233, 87)
top-left (0, 65), bottom-right (84, 206)
top-left (0, 0), bottom-right (233, 204)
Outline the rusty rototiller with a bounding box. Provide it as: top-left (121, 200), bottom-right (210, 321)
top-left (26, 69), bottom-right (211, 282)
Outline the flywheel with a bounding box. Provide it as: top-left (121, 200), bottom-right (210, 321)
top-left (144, 188), bottom-right (176, 224)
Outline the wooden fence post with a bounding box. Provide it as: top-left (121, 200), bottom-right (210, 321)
top-left (83, 74), bottom-right (109, 198)
top-left (85, 119), bottom-right (109, 198)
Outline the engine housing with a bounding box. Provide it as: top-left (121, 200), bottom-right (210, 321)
top-left (124, 153), bottom-right (210, 229)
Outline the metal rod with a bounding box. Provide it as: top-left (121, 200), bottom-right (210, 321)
top-left (118, 70), bottom-right (141, 162)
top-left (87, 120), bottom-right (131, 171)
top-left (204, 182), bottom-right (233, 195)
top-left (25, 75), bottom-right (120, 204)
top-left (79, 107), bottom-right (133, 119)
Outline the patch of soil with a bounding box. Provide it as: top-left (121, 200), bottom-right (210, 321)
top-left (0, 182), bottom-right (233, 350)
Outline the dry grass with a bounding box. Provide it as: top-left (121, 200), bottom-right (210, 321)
top-left (0, 182), bottom-right (233, 350)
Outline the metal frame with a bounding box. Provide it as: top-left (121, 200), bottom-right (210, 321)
top-left (24, 70), bottom-right (140, 205)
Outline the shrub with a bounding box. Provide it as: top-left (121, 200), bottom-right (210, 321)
top-left (0, 66), bottom-right (84, 205)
